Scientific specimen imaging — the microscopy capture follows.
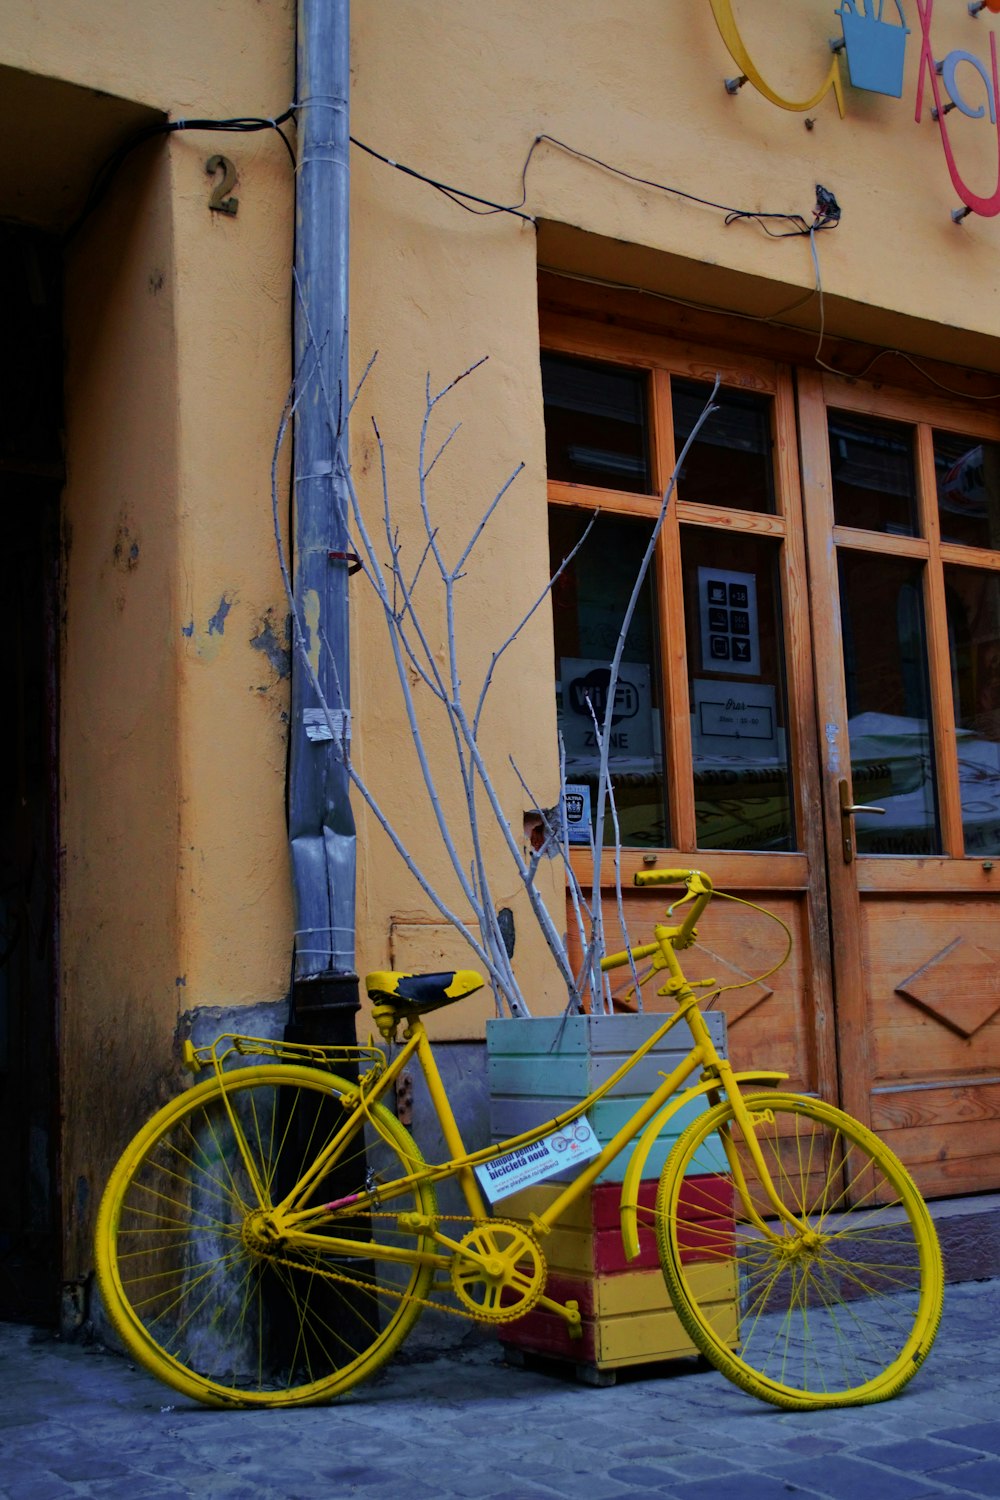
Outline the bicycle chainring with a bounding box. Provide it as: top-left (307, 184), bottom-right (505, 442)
top-left (449, 1220), bottom-right (546, 1323)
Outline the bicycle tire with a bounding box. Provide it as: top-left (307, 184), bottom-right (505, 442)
top-left (95, 1063), bottom-right (437, 1407)
top-left (655, 1092), bottom-right (944, 1409)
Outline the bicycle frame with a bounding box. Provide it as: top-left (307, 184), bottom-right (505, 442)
top-left (259, 871), bottom-right (799, 1298)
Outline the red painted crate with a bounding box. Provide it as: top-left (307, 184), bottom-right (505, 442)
top-left (498, 1174), bottom-right (737, 1374)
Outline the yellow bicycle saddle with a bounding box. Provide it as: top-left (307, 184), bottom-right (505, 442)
top-left (364, 969), bottom-right (485, 1016)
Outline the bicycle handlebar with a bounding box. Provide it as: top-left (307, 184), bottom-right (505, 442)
top-left (600, 868), bottom-right (714, 972)
top-left (632, 867), bottom-right (705, 889)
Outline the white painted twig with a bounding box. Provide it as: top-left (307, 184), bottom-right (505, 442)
top-left (587, 378), bottom-right (721, 966)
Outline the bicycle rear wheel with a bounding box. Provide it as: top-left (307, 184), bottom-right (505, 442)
top-left (95, 1064), bottom-right (436, 1407)
top-left (655, 1092), bottom-right (943, 1409)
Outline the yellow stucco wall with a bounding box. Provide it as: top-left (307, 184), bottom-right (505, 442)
top-left (7, 0), bottom-right (1000, 1279)
top-left (1, 0), bottom-right (296, 1275)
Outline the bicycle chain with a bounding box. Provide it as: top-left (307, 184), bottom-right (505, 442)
top-left (266, 1211), bottom-right (547, 1326)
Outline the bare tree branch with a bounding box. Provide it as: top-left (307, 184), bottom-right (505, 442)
top-left (273, 332), bottom-right (721, 1024)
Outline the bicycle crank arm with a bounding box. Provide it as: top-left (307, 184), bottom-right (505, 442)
top-left (535, 1294), bottom-right (583, 1336)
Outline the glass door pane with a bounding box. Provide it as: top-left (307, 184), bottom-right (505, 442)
top-left (549, 510), bottom-right (668, 847)
top-left (672, 379), bottom-right (775, 514)
top-left (829, 412), bottom-right (918, 535)
top-left (945, 565), bottom-right (1000, 856)
top-left (681, 528), bottom-right (794, 851)
top-left (541, 354), bottom-right (651, 493)
top-left (838, 550), bottom-right (939, 855)
top-left (934, 431), bottom-right (1000, 550)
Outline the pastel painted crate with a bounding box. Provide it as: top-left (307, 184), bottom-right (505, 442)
top-left (486, 1014), bottom-right (736, 1375)
top-left (499, 1261), bottom-right (738, 1370)
top-left (486, 1011), bottom-right (726, 1186)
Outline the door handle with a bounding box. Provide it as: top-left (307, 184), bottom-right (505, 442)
top-left (838, 779), bottom-right (886, 863)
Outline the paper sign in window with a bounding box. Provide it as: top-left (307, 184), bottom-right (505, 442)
top-left (698, 568), bottom-right (759, 676)
top-left (692, 679), bottom-right (779, 758)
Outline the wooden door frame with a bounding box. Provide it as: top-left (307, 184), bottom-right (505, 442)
top-left (797, 368), bottom-right (872, 1126)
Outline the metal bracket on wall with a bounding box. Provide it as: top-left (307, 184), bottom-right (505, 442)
top-left (328, 550), bottom-right (363, 575)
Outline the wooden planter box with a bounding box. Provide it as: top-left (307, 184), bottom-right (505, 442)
top-left (485, 1012), bottom-right (736, 1381)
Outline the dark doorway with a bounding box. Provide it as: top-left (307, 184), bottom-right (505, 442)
top-left (0, 224), bottom-right (63, 1323)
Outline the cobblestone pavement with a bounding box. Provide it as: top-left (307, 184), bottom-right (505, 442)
top-left (2, 1278), bottom-right (1000, 1500)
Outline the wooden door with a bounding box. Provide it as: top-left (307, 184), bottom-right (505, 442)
top-left (541, 313), bottom-right (839, 1112)
top-left (800, 369), bottom-right (1000, 1198)
top-left (541, 294), bottom-right (1000, 1200)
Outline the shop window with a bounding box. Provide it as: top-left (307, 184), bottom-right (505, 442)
top-left (673, 379), bottom-right (775, 515)
top-left (543, 349), bottom-right (796, 856)
top-left (541, 285), bottom-right (1000, 876)
top-left (540, 353), bottom-right (651, 493)
top-left (550, 510), bottom-right (668, 848)
top-left (944, 565), bottom-right (1000, 856)
top-left (829, 411), bottom-right (918, 535)
top-left (682, 528), bottom-right (794, 852)
top-left (838, 550), bottom-right (939, 855)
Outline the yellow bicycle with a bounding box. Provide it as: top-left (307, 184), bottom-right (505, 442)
top-left (95, 869), bottom-right (944, 1409)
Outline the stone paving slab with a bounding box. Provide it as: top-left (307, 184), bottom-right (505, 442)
top-left (1, 1278), bottom-right (999, 1499)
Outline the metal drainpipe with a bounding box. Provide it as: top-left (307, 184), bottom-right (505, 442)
top-left (286, 0), bottom-right (360, 1047)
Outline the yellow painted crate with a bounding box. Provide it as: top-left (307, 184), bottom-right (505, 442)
top-left (501, 1262), bottom-right (738, 1371)
top-left (498, 1177), bottom-right (739, 1376)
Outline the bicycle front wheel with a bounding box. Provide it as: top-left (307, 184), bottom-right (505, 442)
top-left (655, 1092), bottom-right (944, 1409)
top-left (95, 1064), bottom-right (437, 1407)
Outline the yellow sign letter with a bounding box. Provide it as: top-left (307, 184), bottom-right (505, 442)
top-left (709, 0), bottom-right (846, 117)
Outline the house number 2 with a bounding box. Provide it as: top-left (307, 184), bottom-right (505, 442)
top-left (206, 155), bottom-right (239, 216)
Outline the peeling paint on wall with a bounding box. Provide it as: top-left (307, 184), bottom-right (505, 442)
top-left (207, 595), bottom-right (233, 636)
top-left (112, 517), bottom-right (140, 572)
top-left (250, 609), bottom-right (291, 679)
top-left (303, 589), bottom-right (321, 672)
top-left (180, 620), bottom-right (194, 637)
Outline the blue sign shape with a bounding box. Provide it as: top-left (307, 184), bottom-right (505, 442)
top-left (941, 51), bottom-right (997, 125)
top-left (836, 0), bottom-right (910, 99)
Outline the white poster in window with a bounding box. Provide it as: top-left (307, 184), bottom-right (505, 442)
top-left (698, 567), bottom-right (759, 677)
top-left (558, 658), bottom-right (655, 774)
top-left (692, 679), bottom-right (779, 758)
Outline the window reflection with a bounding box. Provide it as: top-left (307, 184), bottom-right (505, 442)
top-left (672, 380), bottom-right (775, 515)
top-left (839, 551), bottom-right (939, 854)
top-left (945, 566), bottom-right (1000, 856)
top-left (829, 412), bottom-right (918, 535)
top-left (541, 354), bottom-right (651, 493)
top-left (549, 510), bottom-right (668, 847)
top-left (683, 529), bottom-right (794, 851)
top-left (934, 431), bottom-right (1000, 550)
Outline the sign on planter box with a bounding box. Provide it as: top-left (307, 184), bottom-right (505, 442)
top-left (475, 1116), bottom-right (602, 1203)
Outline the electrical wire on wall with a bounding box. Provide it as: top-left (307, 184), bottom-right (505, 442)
top-left (350, 131), bottom-right (841, 240)
top-left (70, 106), bottom-right (999, 398)
top-left (73, 110), bottom-right (836, 243)
top-left (65, 109), bottom-right (296, 241)
top-left (805, 227), bottom-right (1000, 399)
